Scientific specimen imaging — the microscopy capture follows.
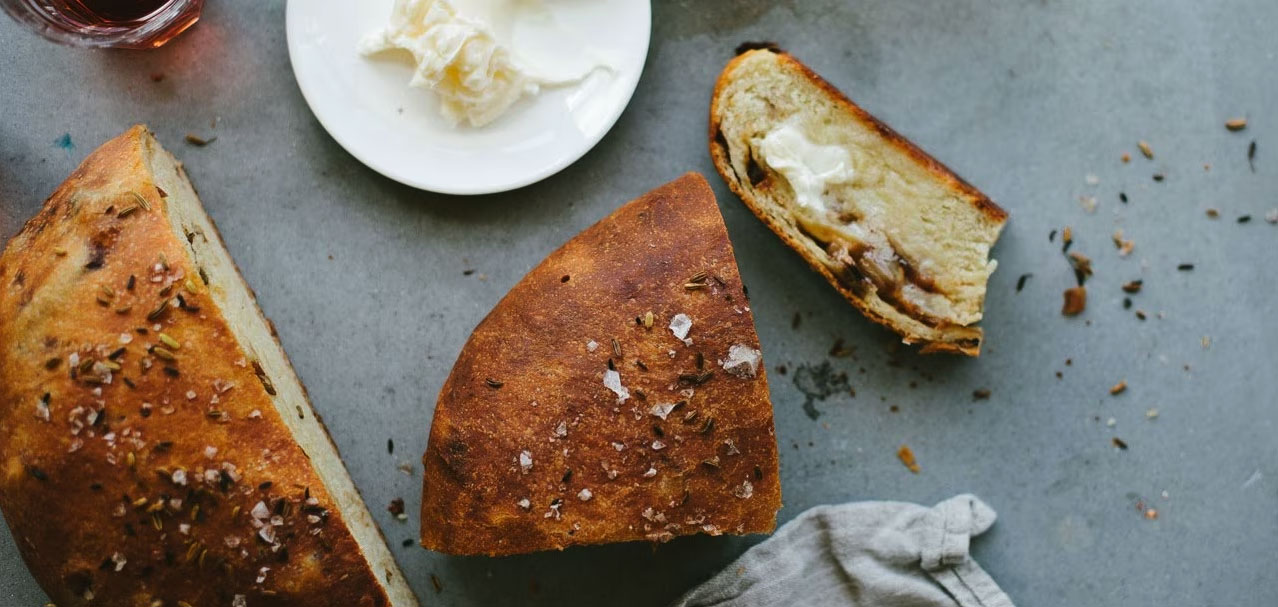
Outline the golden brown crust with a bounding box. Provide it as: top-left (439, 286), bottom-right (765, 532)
top-left (709, 48), bottom-right (1002, 356)
top-left (0, 126), bottom-right (395, 607)
top-left (421, 173), bottom-right (781, 556)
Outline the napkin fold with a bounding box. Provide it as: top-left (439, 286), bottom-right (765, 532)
top-left (672, 494), bottom-right (1016, 607)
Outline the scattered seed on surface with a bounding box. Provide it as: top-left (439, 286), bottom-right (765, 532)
top-left (1137, 141), bottom-right (1154, 159)
top-left (1110, 381), bottom-right (1127, 395)
top-left (897, 445), bottom-right (920, 474)
top-left (1225, 117), bottom-right (1247, 131)
top-left (185, 133), bottom-right (216, 146)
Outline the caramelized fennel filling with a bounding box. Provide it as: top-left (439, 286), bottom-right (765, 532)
top-left (791, 211), bottom-right (948, 328)
top-left (145, 141), bottom-right (415, 605)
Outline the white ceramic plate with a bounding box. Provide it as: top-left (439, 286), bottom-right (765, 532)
top-left (286, 0), bottom-right (651, 195)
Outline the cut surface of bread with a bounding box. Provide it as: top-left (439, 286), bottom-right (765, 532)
top-left (0, 126), bottom-right (417, 607)
top-left (421, 173), bottom-right (781, 556)
top-left (710, 48), bottom-right (1007, 355)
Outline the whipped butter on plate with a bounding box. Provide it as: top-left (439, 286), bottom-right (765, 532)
top-left (359, 0), bottom-right (613, 127)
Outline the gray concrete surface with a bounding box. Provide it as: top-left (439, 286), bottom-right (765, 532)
top-left (2, 1), bottom-right (1275, 605)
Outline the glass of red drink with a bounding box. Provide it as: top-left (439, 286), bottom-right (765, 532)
top-left (1, 0), bottom-right (204, 49)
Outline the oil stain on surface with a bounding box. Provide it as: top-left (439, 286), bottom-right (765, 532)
top-left (792, 361), bottom-right (850, 420)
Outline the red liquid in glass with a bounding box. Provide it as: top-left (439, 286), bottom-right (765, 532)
top-left (61, 0), bottom-right (172, 25)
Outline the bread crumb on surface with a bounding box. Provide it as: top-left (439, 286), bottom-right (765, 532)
top-left (1062, 287), bottom-right (1087, 316)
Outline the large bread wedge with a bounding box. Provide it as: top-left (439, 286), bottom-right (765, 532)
top-left (710, 47), bottom-right (1007, 355)
top-left (0, 127), bottom-right (417, 607)
top-left (421, 173), bottom-right (781, 556)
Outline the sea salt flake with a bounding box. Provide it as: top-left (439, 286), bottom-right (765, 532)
top-left (204, 446), bottom-right (218, 459)
top-left (118, 333), bottom-right (133, 345)
top-left (110, 551), bottom-right (127, 572)
top-left (649, 402), bottom-right (679, 420)
top-left (35, 398), bottom-right (51, 422)
top-left (603, 369), bottom-right (629, 403)
top-left (668, 314), bottom-right (692, 340)
top-left (251, 501), bottom-right (271, 521)
top-left (734, 479), bottom-right (754, 499)
top-left (519, 450), bottom-right (533, 472)
top-left (171, 469), bottom-right (188, 486)
top-left (222, 463), bottom-right (240, 482)
top-left (233, 595), bottom-right (248, 607)
top-left (650, 440), bottom-right (666, 451)
top-left (643, 467), bottom-right (657, 478)
top-left (577, 488), bottom-right (593, 501)
top-left (720, 344), bottom-right (762, 378)
top-left (586, 340), bottom-right (598, 352)
top-left (518, 498), bottom-right (531, 510)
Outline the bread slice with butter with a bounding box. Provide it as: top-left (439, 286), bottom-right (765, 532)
top-left (709, 47), bottom-right (1007, 355)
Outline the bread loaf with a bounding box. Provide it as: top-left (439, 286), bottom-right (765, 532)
top-left (0, 126), bottom-right (417, 607)
top-left (420, 173), bottom-right (781, 555)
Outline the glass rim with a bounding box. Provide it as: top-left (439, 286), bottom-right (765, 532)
top-left (0, 0), bottom-right (202, 48)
